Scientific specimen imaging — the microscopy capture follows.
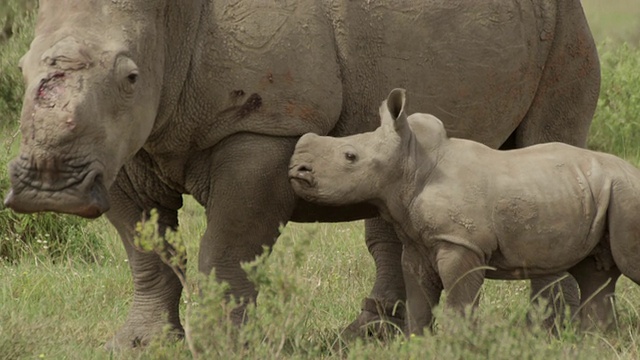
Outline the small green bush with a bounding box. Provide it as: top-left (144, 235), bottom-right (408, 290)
top-left (134, 215), bottom-right (332, 359)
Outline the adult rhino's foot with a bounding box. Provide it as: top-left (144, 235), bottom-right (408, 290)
top-left (105, 319), bottom-right (184, 350)
top-left (103, 263), bottom-right (184, 350)
top-left (340, 297), bottom-right (405, 343)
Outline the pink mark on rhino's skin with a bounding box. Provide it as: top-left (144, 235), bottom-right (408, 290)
top-left (65, 117), bottom-right (76, 131)
top-left (36, 71), bottom-right (66, 106)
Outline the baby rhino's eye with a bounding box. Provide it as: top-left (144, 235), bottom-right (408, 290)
top-left (345, 151), bottom-right (357, 162)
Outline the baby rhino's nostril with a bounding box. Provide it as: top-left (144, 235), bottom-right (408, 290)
top-left (289, 162), bottom-right (316, 187)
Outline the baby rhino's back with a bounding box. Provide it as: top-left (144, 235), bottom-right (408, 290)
top-left (486, 143), bottom-right (629, 276)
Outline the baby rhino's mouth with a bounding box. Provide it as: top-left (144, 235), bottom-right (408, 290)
top-left (288, 163), bottom-right (316, 188)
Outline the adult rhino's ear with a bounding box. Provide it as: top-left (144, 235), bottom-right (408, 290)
top-left (18, 54), bottom-right (25, 71)
top-left (382, 88), bottom-right (411, 137)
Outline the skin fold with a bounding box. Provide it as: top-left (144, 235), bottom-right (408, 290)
top-left (5, 0), bottom-right (599, 348)
top-left (290, 89), bottom-right (640, 334)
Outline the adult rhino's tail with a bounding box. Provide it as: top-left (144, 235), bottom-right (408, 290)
top-left (500, 0), bottom-right (600, 150)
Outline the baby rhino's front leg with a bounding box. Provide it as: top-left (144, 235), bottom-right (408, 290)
top-left (401, 247), bottom-right (442, 335)
top-left (435, 242), bottom-right (486, 316)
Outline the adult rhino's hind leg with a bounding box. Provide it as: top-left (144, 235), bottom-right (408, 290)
top-left (528, 276), bottom-right (579, 331)
top-left (513, 0), bottom-right (600, 150)
top-left (506, 0), bottom-right (601, 331)
top-left (342, 218), bottom-right (406, 340)
top-left (105, 158), bottom-right (185, 350)
top-left (403, 246), bottom-right (442, 336)
top-left (568, 257), bottom-right (620, 330)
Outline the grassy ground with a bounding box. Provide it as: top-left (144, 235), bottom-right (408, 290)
top-left (2, 1), bottom-right (640, 359)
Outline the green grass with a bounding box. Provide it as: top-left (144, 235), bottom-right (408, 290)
top-left (2, 0), bottom-right (640, 359)
top-left (3, 209), bottom-right (640, 359)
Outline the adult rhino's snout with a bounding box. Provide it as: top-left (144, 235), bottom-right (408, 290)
top-left (3, 155), bottom-right (110, 219)
top-left (288, 163), bottom-right (316, 188)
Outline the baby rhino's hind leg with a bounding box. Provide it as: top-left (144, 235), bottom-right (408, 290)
top-left (608, 184), bottom-right (640, 290)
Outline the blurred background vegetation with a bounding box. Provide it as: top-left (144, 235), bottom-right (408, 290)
top-left (1, 1), bottom-right (640, 359)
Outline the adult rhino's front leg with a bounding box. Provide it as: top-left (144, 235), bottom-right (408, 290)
top-left (343, 217), bottom-right (407, 339)
top-left (197, 133), bottom-right (299, 325)
top-left (105, 153), bottom-right (185, 350)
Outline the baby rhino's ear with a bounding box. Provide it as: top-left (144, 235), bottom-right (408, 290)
top-left (383, 88), bottom-right (411, 137)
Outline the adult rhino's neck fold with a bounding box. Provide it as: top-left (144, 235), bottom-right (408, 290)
top-left (147, 0), bottom-right (207, 148)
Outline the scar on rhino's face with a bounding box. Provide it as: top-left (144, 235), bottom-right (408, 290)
top-left (36, 71), bottom-right (66, 107)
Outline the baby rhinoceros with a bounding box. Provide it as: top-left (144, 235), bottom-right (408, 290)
top-left (289, 88), bottom-right (640, 335)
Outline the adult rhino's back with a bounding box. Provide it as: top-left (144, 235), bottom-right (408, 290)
top-left (187, 0), bottom-right (595, 152)
top-left (328, 0), bottom-right (596, 149)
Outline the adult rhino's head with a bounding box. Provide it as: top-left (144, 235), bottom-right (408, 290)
top-left (289, 88), bottom-right (446, 205)
top-left (4, 0), bottom-right (170, 218)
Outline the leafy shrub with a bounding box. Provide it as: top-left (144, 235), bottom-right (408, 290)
top-left (135, 214), bottom-right (332, 359)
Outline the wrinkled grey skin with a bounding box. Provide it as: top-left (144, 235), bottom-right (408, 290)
top-left (290, 89), bottom-right (639, 334)
top-left (5, 0), bottom-right (599, 348)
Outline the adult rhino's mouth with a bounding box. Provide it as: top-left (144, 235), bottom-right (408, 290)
top-left (4, 155), bottom-right (110, 218)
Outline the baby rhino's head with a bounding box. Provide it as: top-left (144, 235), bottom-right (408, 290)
top-left (288, 88), bottom-right (446, 205)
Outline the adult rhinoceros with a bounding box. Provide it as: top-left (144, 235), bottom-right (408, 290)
top-left (5, 0), bottom-right (599, 348)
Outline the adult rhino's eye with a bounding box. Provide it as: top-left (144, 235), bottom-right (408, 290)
top-left (345, 152), bottom-right (357, 162)
top-left (127, 71), bottom-right (138, 84)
